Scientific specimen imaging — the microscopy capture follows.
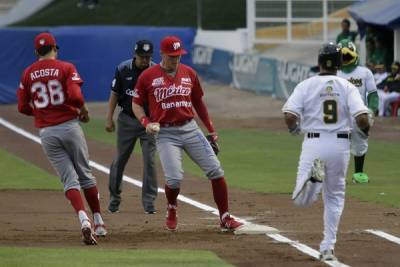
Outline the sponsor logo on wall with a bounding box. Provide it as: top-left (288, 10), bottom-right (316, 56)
top-left (278, 61), bottom-right (310, 98)
top-left (192, 46), bottom-right (214, 65)
top-left (230, 54), bottom-right (259, 74)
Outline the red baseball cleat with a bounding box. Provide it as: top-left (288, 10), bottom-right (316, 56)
top-left (165, 205), bottom-right (177, 231)
top-left (220, 215), bottom-right (244, 232)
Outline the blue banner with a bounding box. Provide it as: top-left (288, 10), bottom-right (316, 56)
top-left (0, 26), bottom-right (196, 103)
top-left (192, 45), bottom-right (232, 84)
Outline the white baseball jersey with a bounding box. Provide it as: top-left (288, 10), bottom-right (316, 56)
top-left (338, 66), bottom-right (377, 105)
top-left (282, 74), bottom-right (368, 133)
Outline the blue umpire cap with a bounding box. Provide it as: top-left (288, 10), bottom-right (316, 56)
top-left (134, 40), bottom-right (153, 56)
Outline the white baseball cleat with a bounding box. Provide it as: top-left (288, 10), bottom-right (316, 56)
top-left (319, 249), bottom-right (338, 261)
top-left (311, 158), bottom-right (325, 183)
top-left (81, 220), bottom-right (97, 245)
top-left (94, 224), bottom-right (108, 237)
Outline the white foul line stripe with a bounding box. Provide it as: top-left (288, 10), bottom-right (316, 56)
top-left (365, 229), bottom-right (400, 245)
top-left (1, 117), bottom-right (348, 267)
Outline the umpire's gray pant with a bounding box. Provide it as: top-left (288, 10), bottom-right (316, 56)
top-left (109, 112), bottom-right (157, 211)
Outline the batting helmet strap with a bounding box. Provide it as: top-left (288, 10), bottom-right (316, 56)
top-left (318, 42), bottom-right (342, 70)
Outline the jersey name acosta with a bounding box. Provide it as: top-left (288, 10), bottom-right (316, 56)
top-left (30, 68), bottom-right (60, 80)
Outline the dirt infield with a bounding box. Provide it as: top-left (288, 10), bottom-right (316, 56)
top-left (1, 83), bottom-right (400, 266)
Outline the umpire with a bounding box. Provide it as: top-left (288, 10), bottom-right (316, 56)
top-left (105, 40), bottom-right (157, 214)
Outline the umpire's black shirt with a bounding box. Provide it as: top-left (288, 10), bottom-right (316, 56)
top-left (111, 58), bottom-right (150, 118)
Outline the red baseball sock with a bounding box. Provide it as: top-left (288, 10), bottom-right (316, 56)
top-left (83, 186), bottom-right (101, 214)
top-left (211, 177), bottom-right (229, 220)
top-left (65, 189), bottom-right (86, 214)
top-left (165, 185), bottom-right (180, 206)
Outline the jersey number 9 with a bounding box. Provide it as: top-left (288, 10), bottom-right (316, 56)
top-left (31, 80), bottom-right (64, 108)
top-left (323, 100), bottom-right (337, 124)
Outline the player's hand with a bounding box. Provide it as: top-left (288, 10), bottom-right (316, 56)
top-left (146, 122), bottom-right (160, 135)
top-left (105, 119), bottom-right (115, 132)
top-left (206, 132), bottom-right (219, 155)
top-left (288, 122), bottom-right (301, 136)
top-left (357, 125), bottom-right (370, 139)
top-left (79, 105), bottom-right (90, 123)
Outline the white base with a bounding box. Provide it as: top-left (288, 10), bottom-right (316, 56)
top-left (234, 223), bottom-right (279, 235)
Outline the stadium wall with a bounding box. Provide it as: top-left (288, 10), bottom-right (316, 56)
top-left (192, 45), bottom-right (311, 100)
top-left (0, 26), bottom-right (196, 104)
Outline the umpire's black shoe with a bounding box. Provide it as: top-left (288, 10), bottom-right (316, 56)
top-left (108, 202), bottom-right (120, 213)
top-left (144, 205), bottom-right (156, 214)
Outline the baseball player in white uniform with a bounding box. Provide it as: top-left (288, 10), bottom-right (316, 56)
top-left (337, 39), bottom-right (378, 183)
top-left (282, 43), bottom-right (370, 261)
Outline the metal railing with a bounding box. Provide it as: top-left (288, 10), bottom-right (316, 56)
top-left (247, 0), bottom-right (356, 48)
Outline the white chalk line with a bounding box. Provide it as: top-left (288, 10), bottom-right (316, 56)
top-left (365, 229), bottom-right (400, 245)
top-left (1, 117), bottom-right (354, 266)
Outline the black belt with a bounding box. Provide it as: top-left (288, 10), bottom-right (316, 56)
top-left (307, 132), bottom-right (351, 139)
top-left (160, 119), bottom-right (192, 128)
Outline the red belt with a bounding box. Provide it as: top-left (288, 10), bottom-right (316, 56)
top-left (160, 119), bottom-right (192, 128)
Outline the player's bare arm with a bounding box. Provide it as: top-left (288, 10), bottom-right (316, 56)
top-left (284, 112), bottom-right (301, 135)
top-left (105, 91), bottom-right (118, 132)
top-left (132, 102), bottom-right (159, 134)
top-left (355, 113), bottom-right (370, 137)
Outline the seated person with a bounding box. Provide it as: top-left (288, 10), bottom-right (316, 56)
top-left (374, 64), bottom-right (388, 88)
top-left (377, 62), bottom-right (400, 116)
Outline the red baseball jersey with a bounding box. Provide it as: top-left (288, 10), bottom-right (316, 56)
top-left (133, 64), bottom-right (204, 124)
top-left (17, 59), bottom-right (84, 128)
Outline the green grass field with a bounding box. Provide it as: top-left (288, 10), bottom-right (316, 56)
top-left (0, 247), bottom-right (232, 267)
top-left (13, 0), bottom-right (245, 30)
top-left (1, 117), bottom-right (399, 266)
top-left (0, 148), bottom-right (60, 190)
top-left (81, 118), bottom-right (400, 208)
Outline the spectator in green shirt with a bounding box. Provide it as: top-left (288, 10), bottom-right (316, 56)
top-left (336, 18), bottom-right (357, 44)
top-left (369, 37), bottom-right (392, 71)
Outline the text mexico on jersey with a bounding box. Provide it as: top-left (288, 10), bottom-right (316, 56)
top-left (132, 64), bottom-right (204, 124)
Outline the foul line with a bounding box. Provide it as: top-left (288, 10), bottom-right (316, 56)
top-left (365, 229), bottom-right (400, 245)
top-left (1, 117), bottom-right (348, 267)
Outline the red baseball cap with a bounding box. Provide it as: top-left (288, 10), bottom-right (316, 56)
top-left (160, 36), bottom-right (187, 56)
top-left (34, 32), bottom-right (59, 50)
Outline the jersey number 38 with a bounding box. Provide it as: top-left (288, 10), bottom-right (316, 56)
top-left (31, 80), bottom-right (65, 108)
top-left (323, 100), bottom-right (338, 124)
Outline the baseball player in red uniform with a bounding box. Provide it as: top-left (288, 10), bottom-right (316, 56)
top-left (17, 32), bottom-right (106, 245)
top-left (132, 36), bottom-right (243, 232)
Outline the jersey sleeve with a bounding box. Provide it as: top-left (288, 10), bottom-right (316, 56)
top-left (282, 83), bottom-right (304, 117)
top-left (65, 64), bottom-right (84, 108)
top-left (365, 68), bottom-right (377, 94)
top-left (111, 67), bottom-right (122, 95)
top-left (66, 64), bottom-right (84, 86)
top-left (347, 83), bottom-right (368, 117)
top-left (17, 70), bottom-right (33, 115)
top-left (191, 74), bottom-right (214, 133)
top-left (191, 73), bottom-right (204, 100)
top-left (132, 72), bottom-right (147, 106)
